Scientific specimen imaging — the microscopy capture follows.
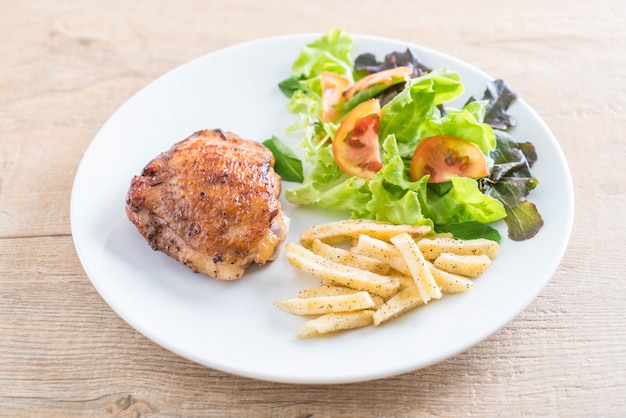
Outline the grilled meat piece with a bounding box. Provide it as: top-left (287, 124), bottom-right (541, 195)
top-left (125, 129), bottom-right (289, 280)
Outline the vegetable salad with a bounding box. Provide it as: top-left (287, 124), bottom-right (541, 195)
top-left (266, 28), bottom-right (543, 242)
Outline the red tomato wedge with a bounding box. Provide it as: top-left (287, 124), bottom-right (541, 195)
top-left (321, 72), bottom-right (350, 123)
top-left (343, 66), bottom-right (413, 100)
top-left (410, 135), bottom-right (491, 183)
top-left (332, 99), bottom-right (382, 179)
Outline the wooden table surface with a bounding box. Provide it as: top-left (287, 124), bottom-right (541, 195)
top-left (1, 0), bottom-right (625, 416)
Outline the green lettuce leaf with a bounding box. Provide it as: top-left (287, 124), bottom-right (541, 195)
top-left (262, 135), bottom-right (304, 183)
top-left (379, 68), bottom-right (464, 156)
top-left (417, 101), bottom-right (496, 154)
top-left (422, 176), bottom-right (506, 226)
top-left (280, 28), bottom-right (355, 130)
top-left (435, 222), bottom-right (502, 243)
top-left (291, 28), bottom-right (354, 79)
top-left (285, 142), bottom-right (345, 205)
top-left (364, 135), bottom-right (432, 226)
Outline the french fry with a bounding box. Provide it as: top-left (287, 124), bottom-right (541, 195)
top-left (311, 238), bottom-right (390, 275)
top-left (418, 237), bottom-right (499, 261)
top-left (433, 253), bottom-right (492, 278)
top-left (300, 219), bottom-right (431, 247)
top-left (309, 238), bottom-right (348, 262)
top-left (390, 233), bottom-right (442, 303)
top-left (297, 285), bottom-right (384, 309)
top-left (354, 234), bottom-right (408, 275)
top-left (296, 310), bottom-right (375, 338)
top-left (285, 242), bottom-right (401, 298)
top-left (430, 232), bottom-right (454, 239)
top-left (277, 220), bottom-right (500, 338)
top-left (274, 291), bottom-right (375, 316)
top-left (372, 287), bottom-right (424, 326)
top-left (428, 263), bottom-right (474, 293)
top-left (298, 285), bottom-right (358, 298)
top-left (391, 273), bottom-right (418, 291)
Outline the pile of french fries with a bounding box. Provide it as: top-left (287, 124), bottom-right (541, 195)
top-left (274, 219), bottom-right (499, 338)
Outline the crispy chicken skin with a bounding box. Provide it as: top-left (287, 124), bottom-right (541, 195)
top-left (125, 129), bottom-right (289, 280)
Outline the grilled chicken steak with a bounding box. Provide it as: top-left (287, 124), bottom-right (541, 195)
top-left (125, 129), bottom-right (289, 280)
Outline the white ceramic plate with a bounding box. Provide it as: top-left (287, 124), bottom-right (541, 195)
top-left (70, 33), bottom-right (573, 384)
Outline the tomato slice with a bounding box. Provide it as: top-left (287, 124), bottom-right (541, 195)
top-left (410, 135), bottom-right (491, 183)
top-left (332, 99), bottom-right (382, 179)
top-left (343, 66), bottom-right (413, 100)
top-left (321, 72), bottom-right (350, 123)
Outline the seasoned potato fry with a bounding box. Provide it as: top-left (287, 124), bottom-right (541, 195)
top-left (433, 253), bottom-right (492, 278)
top-left (373, 287), bottom-right (424, 326)
top-left (274, 291), bottom-right (375, 316)
top-left (309, 238), bottom-right (348, 262)
top-left (311, 238), bottom-right (390, 275)
top-left (285, 242), bottom-right (401, 298)
top-left (390, 233), bottom-right (442, 303)
top-left (391, 273), bottom-right (418, 291)
top-left (296, 310), bottom-right (375, 338)
top-left (418, 237), bottom-right (499, 260)
top-left (298, 285), bottom-right (358, 298)
top-left (430, 232), bottom-right (454, 239)
top-left (297, 285), bottom-right (384, 308)
top-left (354, 234), bottom-right (408, 275)
top-left (428, 263), bottom-right (474, 293)
top-left (319, 276), bottom-right (398, 300)
top-left (300, 219), bottom-right (431, 247)
top-left (278, 221), bottom-right (500, 338)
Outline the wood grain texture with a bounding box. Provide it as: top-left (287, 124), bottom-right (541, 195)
top-left (1, 0), bottom-right (625, 416)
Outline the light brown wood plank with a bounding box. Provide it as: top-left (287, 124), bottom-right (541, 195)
top-left (1, 0), bottom-right (625, 416)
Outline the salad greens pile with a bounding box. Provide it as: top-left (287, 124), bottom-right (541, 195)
top-left (266, 28), bottom-right (543, 242)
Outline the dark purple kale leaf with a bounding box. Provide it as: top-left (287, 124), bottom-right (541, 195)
top-left (480, 130), bottom-right (543, 241)
top-left (354, 49), bottom-right (432, 78)
top-left (483, 79), bottom-right (518, 130)
top-left (466, 79), bottom-right (518, 130)
top-left (349, 49), bottom-right (433, 110)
